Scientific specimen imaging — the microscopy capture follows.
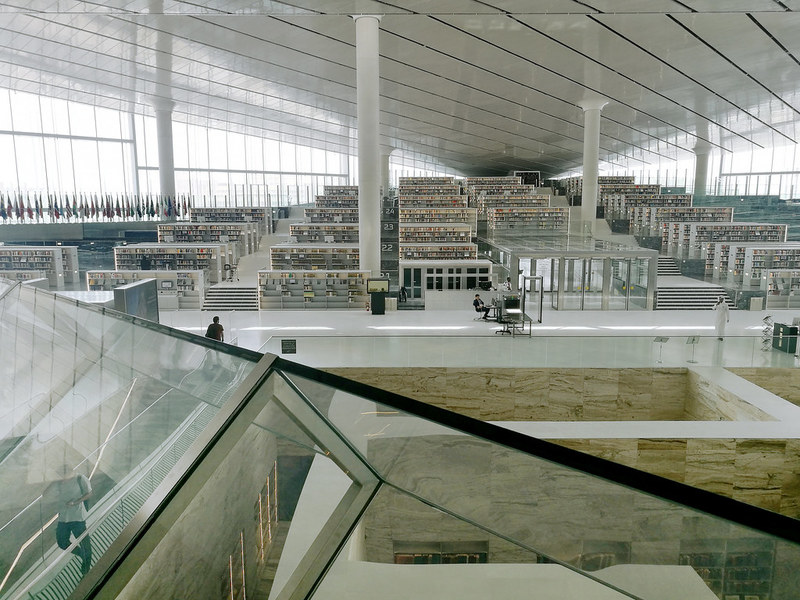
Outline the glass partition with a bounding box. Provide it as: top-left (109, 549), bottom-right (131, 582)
top-left (0, 281), bottom-right (260, 600)
top-left (610, 257), bottom-right (630, 309)
top-left (3, 279), bottom-right (799, 600)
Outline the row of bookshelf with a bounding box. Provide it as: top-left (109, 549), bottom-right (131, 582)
top-left (0, 245), bottom-right (74, 288)
top-left (189, 207), bottom-right (271, 234)
top-left (303, 208), bottom-right (359, 223)
top-left (631, 206), bottom-right (733, 233)
top-left (314, 198), bottom-right (359, 209)
top-left (399, 244), bottom-right (477, 260)
top-left (86, 269), bottom-right (205, 309)
top-left (0, 270), bottom-right (47, 282)
top-left (269, 245), bottom-right (360, 270)
top-left (487, 207), bottom-right (569, 230)
top-left (709, 242), bottom-right (800, 282)
top-left (157, 221), bottom-right (259, 256)
top-left (113, 243), bottom-right (228, 283)
top-left (258, 269), bottom-right (369, 310)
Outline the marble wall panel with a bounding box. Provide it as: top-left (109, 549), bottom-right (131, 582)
top-left (327, 367), bottom-right (693, 422)
top-left (630, 540), bottom-right (681, 565)
top-left (685, 439), bottom-right (736, 497)
top-left (780, 440), bottom-right (800, 518)
top-left (116, 423), bottom-right (277, 600)
top-left (650, 369), bottom-right (689, 420)
top-left (732, 440), bottom-right (786, 511)
top-left (328, 367), bottom-right (800, 516)
top-left (731, 368), bottom-right (800, 406)
top-left (686, 371), bottom-right (774, 422)
top-left (637, 439), bottom-right (688, 482)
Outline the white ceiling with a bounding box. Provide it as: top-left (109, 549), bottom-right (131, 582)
top-left (1, 1), bottom-right (799, 177)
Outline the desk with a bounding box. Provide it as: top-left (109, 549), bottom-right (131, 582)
top-left (495, 308), bottom-right (533, 337)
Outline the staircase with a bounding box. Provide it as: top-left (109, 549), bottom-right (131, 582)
top-left (657, 256), bottom-right (681, 276)
top-left (655, 285), bottom-right (735, 310)
top-left (202, 285), bottom-right (259, 311)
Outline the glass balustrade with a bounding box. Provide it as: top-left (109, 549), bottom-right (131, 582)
top-left (2, 279), bottom-right (799, 600)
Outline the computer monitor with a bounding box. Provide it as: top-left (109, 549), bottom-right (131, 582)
top-left (367, 278), bottom-right (390, 293)
top-left (160, 280), bottom-right (174, 290)
top-left (503, 295), bottom-right (520, 311)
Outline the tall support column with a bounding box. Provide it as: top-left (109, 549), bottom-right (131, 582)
top-left (153, 98), bottom-right (176, 219)
top-left (578, 98), bottom-right (608, 237)
top-left (693, 142), bottom-right (711, 198)
top-left (380, 146), bottom-right (393, 200)
top-left (354, 15), bottom-right (381, 275)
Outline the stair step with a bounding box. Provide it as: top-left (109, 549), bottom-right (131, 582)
top-left (203, 285), bottom-right (260, 311)
top-left (655, 279), bottom-right (735, 310)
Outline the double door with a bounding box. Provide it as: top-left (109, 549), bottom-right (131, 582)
top-left (541, 257), bottom-right (652, 310)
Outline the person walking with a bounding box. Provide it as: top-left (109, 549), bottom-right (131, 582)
top-left (45, 466), bottom-right (93, 575)
top-left (713, 297), bottom-right (730, 341)
top-left (205, 316), bottom-right (224, 342)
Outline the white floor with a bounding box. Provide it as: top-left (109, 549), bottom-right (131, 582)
top-left (157, 222), bottom-right (800, 369)
top-left (159, 304), bottom-right (800, 369)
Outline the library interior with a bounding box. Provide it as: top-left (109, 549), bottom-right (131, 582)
top-left (2, 3), bottom-right (800, 600)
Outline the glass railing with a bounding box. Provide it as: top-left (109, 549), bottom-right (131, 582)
top-left (0, 280), bottom-right (262, 600)
top-left (256, 334), bottom-right (794, 368)
top-left (63, 355), bottom-right (800, 600)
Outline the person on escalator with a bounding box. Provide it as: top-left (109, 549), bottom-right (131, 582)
top-left (45, 465), bottom-right (93, 575)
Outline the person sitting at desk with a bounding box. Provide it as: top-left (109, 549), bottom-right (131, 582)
top-left (473, 294), bottom-right (491, 319)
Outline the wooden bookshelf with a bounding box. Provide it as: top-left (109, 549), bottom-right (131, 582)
top-left (258, 270), bottom-right (368, 310)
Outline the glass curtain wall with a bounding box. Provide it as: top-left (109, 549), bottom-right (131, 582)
top-left (574, 144), bottom-right (800, 200)
top-left (0, 87), bottom-right (463, 209)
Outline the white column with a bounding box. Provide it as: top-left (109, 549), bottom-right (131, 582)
top-left (380, 146), bottom-right (393, 199)
top-left (153, 98), bottom-right (176, 219)
top-left (578, 98), bottom-right (608, 237)
top-left (693, 142), bottom-right (711, 198)
top-left (354, 15), bottom-right (381, 275)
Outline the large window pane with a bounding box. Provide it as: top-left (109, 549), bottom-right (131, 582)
top-left (0, 134), bottom-right (18, 190)
top-left (264, 138), bottom-right (280, 171)
top-left (10, 91), bottom-right (42, 132)
top-left (173, 121), bottom-right (189, 169)
top-left (68, 102), bottom-right (96, 138)
top-left (227, 131), bottom-right (246, 170)
top-left (0, 89), bottom-right (11, 130)
top-left (207, 129), bottom-right (227, 170)
top-left (246, 135), bottom-right (263, 171)
top-left (14, 135), bottom-right (47, 190)
top-left (98, 141), bottom-right (126, 193)
top-left (72, 140), bottom-right (101, 191)
top-left (187, 124), bottom-right (209, 169)
top-left (296, 144), bottom-right (311, 172)
top-left (95, 106), bottom-right (122, 139)
top-left (280, 141), bottom-right (296, 172)
top-left (39, 96), bottom-right (71, 136)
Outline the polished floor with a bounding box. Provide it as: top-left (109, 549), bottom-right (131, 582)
top-left (157, 298), bottom-right (800, 369)
top-left (155, 219), bottom-right (800, 369)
